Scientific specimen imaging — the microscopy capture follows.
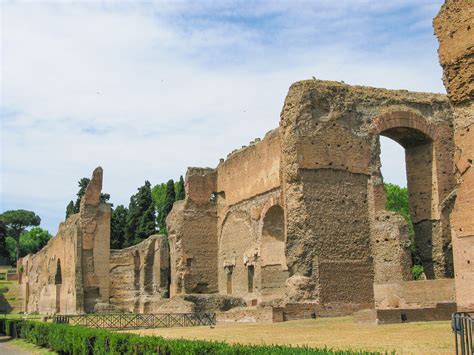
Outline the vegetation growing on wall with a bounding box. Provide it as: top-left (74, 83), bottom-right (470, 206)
top-left (384, 183), bottom-right (424, 279)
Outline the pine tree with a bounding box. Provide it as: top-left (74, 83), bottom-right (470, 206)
top-left (73, 178), bottom-right (91, 212)
top-left (176, 175), bottom-right (185, 200)
top-left (111, 205), bottom-right (128, 249)
top-left (124, 181), bottom-right (156, 246)
top-left (65, 201), bottom-right (75, 219)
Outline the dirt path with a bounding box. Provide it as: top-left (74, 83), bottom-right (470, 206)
top-left (0, 337), bottom-right (32, 355)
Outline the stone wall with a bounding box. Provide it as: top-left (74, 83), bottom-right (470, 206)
top-left (167, 168), bottom-right (219, 297)
top-left (434, 0), bottom-right (474, 312)
top-left (374, 279), bottom-right (455, 309)
top-left (19, 167), bottom-right (111, 314)
top-left (279, 81), bottom-right (455, 311)
top-left (109, 235), bottom-right (169, 313)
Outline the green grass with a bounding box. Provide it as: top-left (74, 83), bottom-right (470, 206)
top-left (8, 338), bottom-right (57, 354)
top-left (1, 318), bottom-right (387, 354)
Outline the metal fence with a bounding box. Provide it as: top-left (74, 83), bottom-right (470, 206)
top-left (452, 312), bottom-right (473, 355)
top-left (53, 313), bottom-right (216, 330)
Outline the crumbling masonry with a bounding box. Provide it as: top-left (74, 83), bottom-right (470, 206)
top-left (18, 0), bottom-right (472, 318)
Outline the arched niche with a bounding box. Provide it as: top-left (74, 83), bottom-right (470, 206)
top-left (260, 205), bottom-right (288, 293)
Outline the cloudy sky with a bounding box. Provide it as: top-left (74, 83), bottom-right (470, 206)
top-left (1, 0), bottom-right (445, 233)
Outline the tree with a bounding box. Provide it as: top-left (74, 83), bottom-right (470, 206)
top-left (176, 175), bottom-right (185, 201)
top-left (152, 183), bottom-right (167, 234)
top-left (160, 180), bottom-right (176, 235)
top-left (0, 210), bottom-right (41, 262)
top-left (0, 220), bottom-right (7, 259)
top-left (111, 205), bottom-right (128, 249)
top-left (65, 201), bottom-right (75, 219)
top-left (124, 181), bottom-right (156, 246)
top-left (73, 177), bottom-right (91, 212)
top-left (384, 183), bottom-right (421, 278)
top-left (18, 227), bottom-right (51, 256)
top-left (67, 177), bottom-right (111, 217)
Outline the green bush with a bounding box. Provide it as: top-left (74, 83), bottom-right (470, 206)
top-left (0, 318), bottom-right (389, 354)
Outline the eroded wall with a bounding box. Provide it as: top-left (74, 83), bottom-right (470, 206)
top-left (434, 0), bottom-right (474, 312)
top-left (167, 168), bottom-right (219, 297)
top-left (109, 235), bottom-right (169, 313)
top-left (280, 81), bottom-right (455, 310)
top-left (19, 167), bottom-right (111, 314)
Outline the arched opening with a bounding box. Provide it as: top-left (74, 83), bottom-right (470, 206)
top-left (379, 126), bottom-right (437, 279)
top-left (260, 205), bottom-right (288, 294)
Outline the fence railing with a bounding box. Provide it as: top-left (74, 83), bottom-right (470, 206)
top-left (452, 312), bottom-right (473, 355)
top-left (52, 313), bottom-right (216, 330)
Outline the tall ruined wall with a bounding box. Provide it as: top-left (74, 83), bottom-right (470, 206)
top-left (434, 0), bottom-right (474, 312)
top-left (167, 168), bottom-right (218, 297)
top-left (78, 167), bottom-right (111, 312)
top-left (280, 81), bottom-right (455, 310)
top-left (19, 216), bottom-right (80, 314)
top-left (216, 129), bottom-right (281, 206)
top-left (19, 167), bottom-right (111, 314)
top-left (109, 235), bottom-right (169, 313)
top-left (214, 129), bottom-right (286, 304)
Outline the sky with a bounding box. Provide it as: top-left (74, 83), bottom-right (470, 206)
top-left (1, 0), bottom-right (445, 234)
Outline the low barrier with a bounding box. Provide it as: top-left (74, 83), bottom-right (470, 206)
top-left (52, 312), bottom-right (216, 329)
top-left (452, 312), bottom-right (473, 355)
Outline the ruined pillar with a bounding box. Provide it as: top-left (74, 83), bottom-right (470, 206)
top-left (434, 0), bottom-right (474, 312)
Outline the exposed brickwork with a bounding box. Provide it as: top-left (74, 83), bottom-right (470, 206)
top-left (435, 0), bottom-right (474, 312)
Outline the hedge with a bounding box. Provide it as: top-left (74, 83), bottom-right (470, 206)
top-left (0, 318), bottom-right (391, 355)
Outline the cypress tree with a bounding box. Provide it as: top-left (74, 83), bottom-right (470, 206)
top-left (65, 200), bottom-right (75, 219)
top-left (160, 180), bottom-right (176, 235)
top-left (73, 178), bottom-right (91, 212)
top-left (111, 205), bottom-right (128, 249)
top-left (124, 181), bottom-right (156, 246)
top-left (176, 175), bottom-right (185, 200)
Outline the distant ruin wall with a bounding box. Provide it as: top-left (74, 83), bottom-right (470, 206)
top-left (374, 279), bottom-right (455, 310)
top-left (434, 0), bottom-right (474, 312)
top-left (216, 129), bottom-right (281, 206)
top-left (19, 167), bottom-right (111, 314)
top-left (167, 168), bottom-right (218, 297)
top-left (19, 215), bottom-right (80, 314)
top-left (109, 235), bottom-right (169, 313)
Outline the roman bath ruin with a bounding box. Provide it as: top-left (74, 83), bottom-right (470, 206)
top-left (16, 0), bottom-right (473, 323)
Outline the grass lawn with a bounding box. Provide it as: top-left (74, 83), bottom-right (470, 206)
top-left (126, 316), bottom-right (454, 354)
top-left (7, 339), bottom-right (57, 354)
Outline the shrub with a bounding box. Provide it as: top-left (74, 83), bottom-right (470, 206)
top-left (0, 318), bottom-right (389, 355)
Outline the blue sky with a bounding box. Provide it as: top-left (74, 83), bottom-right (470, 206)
top-left (1, 0), bottom-right (445, 233)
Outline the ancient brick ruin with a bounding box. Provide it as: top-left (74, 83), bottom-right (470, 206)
top-left (17, 0), bottom-right (472, 319)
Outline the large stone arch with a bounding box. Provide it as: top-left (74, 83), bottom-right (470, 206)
top-left (369, 110), bottom-right (454, 279)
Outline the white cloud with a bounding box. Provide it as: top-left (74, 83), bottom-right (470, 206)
top-left (1, 0), bottom-right (444, 232)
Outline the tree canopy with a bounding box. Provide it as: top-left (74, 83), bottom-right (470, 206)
top-left (124, 181), bottom-right (156, 246)
top-left (0, 210), bottom-right (41, 261)
top-left (111, 205), bottom-right (128, 249)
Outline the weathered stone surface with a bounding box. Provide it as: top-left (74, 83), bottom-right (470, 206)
top-left (435, 0), bottom-right (474, 312)
top-left (372, 211), bottom-right (412, 284)
top-left (19, 167), bottom-right (111, 314)
top-left (109, 235), bottom-right (169, 313)
top-left (18, 1), bottom-right (472, 320)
